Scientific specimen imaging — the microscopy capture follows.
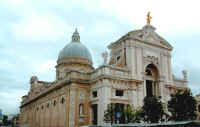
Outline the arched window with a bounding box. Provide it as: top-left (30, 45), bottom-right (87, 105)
top-left (53, 100), bottom-right (56, 107)
top-left (79, 104), bottom-right (84, 116)
top-left (61, 97), bottom-right (65, 104)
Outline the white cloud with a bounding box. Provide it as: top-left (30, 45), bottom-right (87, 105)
top-left (35, 60), bottom-right (56, 73)
top-left (2, 0), bottom-right (26, 6)
top-left (90, 21), bottom-right (118, 36)
top-left (11, 13), bottom-right (73, 41)
top-left (0, 90), bottom-right (27, 114)
top-left (82, 0), bottom-right (200, 34)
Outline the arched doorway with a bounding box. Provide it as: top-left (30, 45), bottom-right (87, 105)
top-left (145, 64), bottom-right (160, 97)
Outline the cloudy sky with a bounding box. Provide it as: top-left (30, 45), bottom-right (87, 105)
top-left (0, 0), bottom-right (200, 114)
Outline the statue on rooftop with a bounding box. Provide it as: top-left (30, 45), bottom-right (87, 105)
top-left (102, 51), bottom-right (108, 65)
top-left (147, 11), bottom-right (152, 24)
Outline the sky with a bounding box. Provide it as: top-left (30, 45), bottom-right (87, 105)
top-left (0, 0), bottom-right (200, 114)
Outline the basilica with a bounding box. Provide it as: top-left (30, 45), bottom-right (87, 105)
top-left (20, 15), bottom-right (188, 127)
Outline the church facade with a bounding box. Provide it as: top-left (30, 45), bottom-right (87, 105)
top-left (20, 20), bottom-right (188, 127)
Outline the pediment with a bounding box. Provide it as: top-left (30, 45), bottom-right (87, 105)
top-left (108, 25), bottom-right (173, 50)
top-left (128, 25), bottom-right (173, 50)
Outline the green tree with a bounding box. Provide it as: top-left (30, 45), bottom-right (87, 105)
top-left (123, 105), bottom-right (142, 123)
top-left (104, 103), bottom-right (116, 124)
top-left (2, 115), bottom-right (8, 125)
top-left (131, 107), bottom-right (143, 123)
top-left (104, 104), bottom-right (143, 124)
top-left (123, 104), bottom-right (133, 123)
top-left (141, 96), bottom-right (164, 123)
top-left (168, 89), bottom-right (197, 121)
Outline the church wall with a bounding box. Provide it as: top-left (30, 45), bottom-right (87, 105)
top-left (134, 40), bottom-right (170, 65)
top-left (90, 82), bottom-right (100, 124)
top-left (90, 79), bottom-right (141, 125)
top-left (132, 40), bottom-right (174, 102)
top-left (20, 84), bottom-right (71, 127)
top-left (123, 38), bottom-right (173, 83)
top-left (68, 83), bottom-right (90, 127)
top-left (124, 39), bottom-right (171, 105)
top-left (137, 83), bottom-right (145, 107)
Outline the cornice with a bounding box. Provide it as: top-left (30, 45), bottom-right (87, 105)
top-left (56, 56), bottom-right (93, 68)
top-left (165, 84), bottom-right (188, 89)
top-left (20, 79), bottom-right (71, 108)
top-left (21, 72), bottom-right (143, 108)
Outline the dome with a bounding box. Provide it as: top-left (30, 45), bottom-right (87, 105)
top-left (58, 29), bottom-right (92, 62)
top-left (58, 42), bottom-right (92, 61)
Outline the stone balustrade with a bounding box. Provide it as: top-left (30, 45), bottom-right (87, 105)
top-left (64, 65), bottom-right (132, 82)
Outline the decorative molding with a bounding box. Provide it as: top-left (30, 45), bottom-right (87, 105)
top-left (144, 55), bottom-right (159, 67)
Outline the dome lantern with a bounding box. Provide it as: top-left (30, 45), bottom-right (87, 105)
top-left (72, 28), bottom-right (80, 42)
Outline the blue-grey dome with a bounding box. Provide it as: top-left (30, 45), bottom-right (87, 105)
top-left (58, 42), bottom-right (92, 61)
top-left (58, 29), bottom-right (92, 62)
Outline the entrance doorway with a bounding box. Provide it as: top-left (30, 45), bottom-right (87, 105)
top-left (91, 104), bottom-right (98, 125)
top-left (145, 64), bottom-right (159, 97)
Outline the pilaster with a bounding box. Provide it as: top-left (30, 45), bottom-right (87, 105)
top-left (69, 87), bottom-right (76, 127)
top-left (98, 79), bottom-right (111, 125)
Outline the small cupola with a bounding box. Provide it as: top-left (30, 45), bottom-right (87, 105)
top-left (72, 28), bottom-right (80, 42)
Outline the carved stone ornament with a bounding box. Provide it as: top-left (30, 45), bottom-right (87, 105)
top-left (102, 51), bottom-right (108, 65)
top-left (30, 76), bottom-right (38, 84)
top-left (144, 56), bottom-right (159, 66)
top-left (111, 83), bottom-right (132, 90)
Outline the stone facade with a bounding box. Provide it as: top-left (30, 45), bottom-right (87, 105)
top-left (20, 23), bottom-right (188, 127)
top-left (195, 94), bottom-right (200, 120)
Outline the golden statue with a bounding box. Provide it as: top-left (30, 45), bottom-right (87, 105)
top-left (147, 11), bottom-right (152, 24)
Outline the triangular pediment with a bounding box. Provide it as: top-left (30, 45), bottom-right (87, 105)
top-left (108, 25), bottom-right (173, 50)
top-left (128, 25), bottom-right (173, 50)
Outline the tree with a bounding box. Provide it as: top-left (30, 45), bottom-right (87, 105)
top-left (104, 104), bottom-right (143, 124)
top-left (141, 96), bottom-right (164, 123)
top-left (104, 103), bottom-right (116, 124)
top-left (168, 89), bottom-right (197, 121)
top-left (131, 107), bottom-right (143, 123)
top-left (2, 115), bottom-right (8, 125)
top-left (123, 105), bottom-right (142, 123)
top-left (123, 104), bottom-right (133, 123)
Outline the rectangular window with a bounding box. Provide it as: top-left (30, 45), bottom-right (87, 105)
top-left (92, 91), bottom-right (97, 98)
top-left (116, 90), bottom-right (124, 96)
